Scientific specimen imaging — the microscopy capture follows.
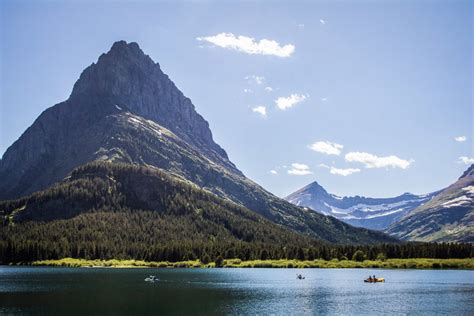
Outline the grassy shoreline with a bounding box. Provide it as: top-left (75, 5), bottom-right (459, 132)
top-left (17, 258), bottom-right (474, 269)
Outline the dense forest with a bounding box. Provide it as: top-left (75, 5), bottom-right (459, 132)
top-left (0, 210), bottom-right (471, 263)
top-left (0, 162), bottom-right (472, 264)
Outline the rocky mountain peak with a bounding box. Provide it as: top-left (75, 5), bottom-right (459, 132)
top-left (71, 41), bottom-right (156, 98)
top-left (69, 40), bottom-right (231, 166)
top-left (305, 181), bottom-right (330, 195)
top-left (110, 40), bottom-right (142, 54)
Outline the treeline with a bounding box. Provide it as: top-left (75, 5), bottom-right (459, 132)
top-left (0, 210), bottom-right (471, 264)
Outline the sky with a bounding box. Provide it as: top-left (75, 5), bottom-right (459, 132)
top-left (0, 0), bottom-right (472, 198)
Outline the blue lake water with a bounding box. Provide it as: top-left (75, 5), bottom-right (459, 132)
top-left (0, 267), bottom-right (473, 315)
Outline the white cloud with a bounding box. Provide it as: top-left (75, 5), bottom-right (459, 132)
top-left (270, 170), bottom-right (278, 175)
top-left (318, 164), bottom-right (360, 176)
top-left (197, 33), bottom-right (295, 57)
top-left (458, 156), bottom-right (474, 165)
top-left (297, 23), bottom-right (305, 29)
top-left (345, 152), bottom-right (413, 169)
top-left (264, 86), bottom-right (273, 92)
top-left (321, 97), bottom-right (327, 102)
top-left (320, 19), bottom-right (326, 25)
top-left (288, 163), bottom-right (312, 175)
top-left (243, 88), bottom-right (253, 93)
top-left (275, 94), bottom-right (307, 110)
top-left (329, 167), bottom-right (360, 176)
top-left (454, 136), bottom-right (467, 142)
top-left (245, 75), bottom-right (265, 85)
top-left (309, 141), bottom-right (343, 156)
top-left (252, 106), bottom-right (267, 116)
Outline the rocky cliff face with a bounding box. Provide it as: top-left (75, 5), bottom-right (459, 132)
top-left (70, 41), bottom-right (231, 165)
top-left (0, 41), bottom-right (395, 244)
top-left (387, 165), bottom-right (474, 243)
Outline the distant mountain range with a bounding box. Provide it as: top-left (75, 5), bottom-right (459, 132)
top-left (0, 40), bottom-right (394, 258)
top-left (286, 165), bottom-right (474, 242)
top-left (286, 182), bottom-right (438, 231)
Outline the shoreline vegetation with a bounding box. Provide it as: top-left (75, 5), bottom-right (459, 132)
top-left (21, 257), bottom-right (474, 269)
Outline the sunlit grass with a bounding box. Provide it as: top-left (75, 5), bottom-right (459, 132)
top-left (28, 257), bottom-right (474, 269)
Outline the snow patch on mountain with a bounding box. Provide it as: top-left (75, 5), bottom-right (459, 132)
top-left (442, 195), bottom-right (471, 208)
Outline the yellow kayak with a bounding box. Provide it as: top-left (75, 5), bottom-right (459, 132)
top-left (364, 278), bottom-right (385, 283)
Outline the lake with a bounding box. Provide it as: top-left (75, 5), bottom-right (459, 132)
top-left (0, 267), bottom-right (473, 315)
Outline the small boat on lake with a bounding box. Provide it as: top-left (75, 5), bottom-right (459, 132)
top-left (297, 274), bottom-right (305, 280)
top-left (145, 275), bottom-right (159, 282)
top-left (364, 277), bottom-right (385, 283)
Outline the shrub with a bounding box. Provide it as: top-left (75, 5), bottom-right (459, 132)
top-left (201, 254), bottom-right (211, 264)
top-left (352, 250), bottom-right (366, 262)
top-left (215, 256), bottom-right (224, 268)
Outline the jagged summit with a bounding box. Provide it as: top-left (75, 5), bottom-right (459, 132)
top-left (110, 40), bottom-right (143, 54)
top-left (303, 180), bottom-right (325, 190)
top-left (71, 41), bottom-right (156, 99)
top-left (305, 180), bottom-right (324, 189)
top-left (70, 41), bottom-right (229, 162)
top-left (300, 181), bottom-right (330, 196)
top-left (104, 40), bottom-right (149, 62)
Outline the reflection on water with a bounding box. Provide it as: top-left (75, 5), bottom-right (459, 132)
top-left (0, 267), bottom-right (473, 315)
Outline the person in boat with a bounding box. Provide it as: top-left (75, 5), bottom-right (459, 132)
top-left (368, 276), bottom-right (372, 282)
top-left (373, 275), bottom-right (376, 281)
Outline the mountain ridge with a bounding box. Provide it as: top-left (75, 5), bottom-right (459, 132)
top-left (387, 164), bottom-right (474, 243)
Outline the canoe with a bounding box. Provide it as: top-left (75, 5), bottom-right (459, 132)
top-left (145, 275), bottom-right (159, 282)
top-left (364, 278), bottom-right (385, 283)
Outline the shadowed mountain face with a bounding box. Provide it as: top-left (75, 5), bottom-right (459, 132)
top-left (387, 165), bottom-right (474, 243)
top-left (0, 41), bottom-right (395, 244)
top-left (286, 181), bottom-right (437, 231)
top-left (69, 41), bottom-right (232, 166)
top-left (0, 40), bottom-right (237, 199)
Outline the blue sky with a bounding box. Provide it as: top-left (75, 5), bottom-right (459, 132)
top-left (1, 0), bottom-right (472, 198)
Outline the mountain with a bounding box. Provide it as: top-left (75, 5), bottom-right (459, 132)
top-left (0, 40), bottom-right (394, 246)
top-left (387, 165), bottom-right (474, 243)
top-left (0, 41), bottom-right (237, 199)
top-left (286, 181), bottom-right (437, 231)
